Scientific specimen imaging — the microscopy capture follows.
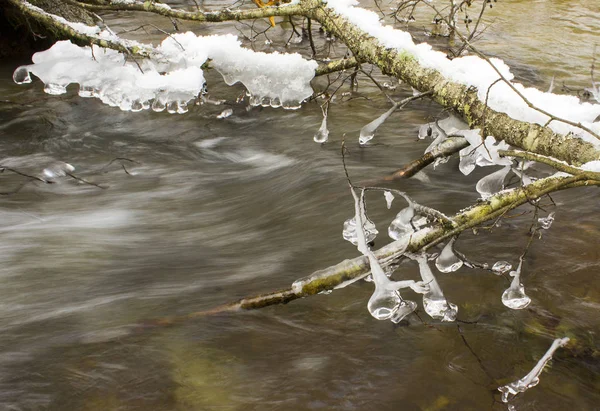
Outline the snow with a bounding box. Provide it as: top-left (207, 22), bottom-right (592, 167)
top-left (325, 0), bottom-right (600, 144)
top-left (15, 33), bottom-right (317, 113)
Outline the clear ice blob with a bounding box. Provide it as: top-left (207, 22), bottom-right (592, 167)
top-left (501, 259), bottom-right (531, 309)
top-left (13, 66), bottom-right (32, 84)
top-left (217, 108), bottom-right (233, 119)
top-left (390, 300), bottom-right (418, 323)
top-left (459, 147), bottom-right (476, 175)
top-left (343, 216), bottom-right (378, 245)
top-left (249, 94), bottom-right (261, 107)
top-left (270, 97), bottom-right (282, 108)
top-left (152, 98), bottom-right (166, 112)
top-left (435, 237), bottom-right (463, 273)
top-left (418, 256), bottom-right (458, 322)
top-left (388, 206), bottom-right (415, 240)
top-left (359, 103), bottom-right (398, 145)
top-left (538, 212), bottom-right (555, 229)
top-left (166, 101), bottom-right (178, 114)
top-left (476, 165), bottom-right (511, 199)
top-left (44, 83), bottom-right (67, 95)
top-left (313, 114), bottom-right (329, 143)
top-left (423, 296), bottom-right (458, 322)
top-left (384, 191), bottom-right (394, 209)
top-left (282, 100), bottom-right (302, 110)
top-left (367, 288), bottom-right (401, 320)
top-left (177, 101), bottom-right (189, 114)
top-left (492, 261), bottom-right (512, 275)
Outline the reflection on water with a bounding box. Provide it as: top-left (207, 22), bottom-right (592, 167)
top-left (0, 0), bottom-right (599, 409)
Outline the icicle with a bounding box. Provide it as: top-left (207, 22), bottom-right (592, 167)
top-left (217, 108), bottom-right (233, 119)
top-left (313, 109), bottom-right (329, 143)
top-left (435, 237), bottom-right (463, 273)
top-left (492, 261), bottom-right (512, 275)
top-left (417, 255), bottom-right (458, 321)
top-left (476, 165), bottom-right (511, 199)
top-left (359, 103), bottom-right (398, 145)
top-left (547, 76), bottom-right (555, 93)
top-left (388, 206), bottom-right (415, 240)
top-left (425, 126), bottom-right (447, 154)
top-left (384, 191), bottom-right (394, 209)
top-left (538, 212), bottom-right (555, 230)
top-left (501, 259), bottom-right (531, 309)
top-left (498, 337), bottom-right (570, 403)
top-left (342, 216), bottom-right (378, 246)
top-left (459, 146), bottom-right (477, 175)
top-left (348, 188), bottom-right (427, 323)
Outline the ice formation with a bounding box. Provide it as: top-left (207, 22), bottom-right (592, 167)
top-left (492, 261), bottom-right (512, 275)
top-left (388, 206), bottom-right (415, 240)
top-left (358, 102), bottom-right (400, 145)
top-left (14, 32), bottom-right (317, 113)
top-left (435, 237), bottom-right (463, 273)
top-left (348, 188), bottom-right (427, 323)
top-left (342, 215), bottom-right (378, 245)
top-left (384, 191), bottom-right (394, 209)
top-left (498, 337), bottom-right (570, 403)
top-left (476, 165), bottom-right (511, 199)
top-left (538, 212), bottom-right (555, 230)
top-left (314, 111), bottom-right (329, 143)
top-left (501, 259), bottom-right (531, 310)
top-left (417, 255), bottom-right (458, 321)
top-left (217, 108), bottom-right (233, 119)
top-left (325, 0), bottom-right (600, 144)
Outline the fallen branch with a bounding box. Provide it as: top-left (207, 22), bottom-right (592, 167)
top-left (138, 172), bottom-right (600, 328)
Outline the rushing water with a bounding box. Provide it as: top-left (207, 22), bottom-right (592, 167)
top-left (0, 1), bottom-right (599, 410)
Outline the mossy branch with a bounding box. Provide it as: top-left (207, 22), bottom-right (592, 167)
top-left (65, 0), bottom-right (306, 22)
top-left (143, 172), bottom-right (600, 326)
top-left (304, 0), bottom-right (600, 166)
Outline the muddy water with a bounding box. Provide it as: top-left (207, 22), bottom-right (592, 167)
top-left (0, 0), bottom-right (598, 410)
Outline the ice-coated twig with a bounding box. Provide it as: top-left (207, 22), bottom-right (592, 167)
top-left (498, 337), bottom-right (570, 403)
top-left (314, 104), bottom-right (329, 143)
top-left (414, 254), bottom-right (458, 322)
top-left (349, 187), bottom-right (427, 322)
top-left (435, 236), bottom-right (463, 273)
top-left (358, 91), bottom-right (432, 145)
top-left (501, 257), bottom-right (531, 309)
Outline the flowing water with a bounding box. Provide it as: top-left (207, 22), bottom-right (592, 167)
top-left (0, 1), bottom-right (599, 410)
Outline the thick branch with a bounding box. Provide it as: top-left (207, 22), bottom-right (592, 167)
top-left (306, 1), bottom-right (600, 166)
top-left (7, 0), bottom-right (153, 56)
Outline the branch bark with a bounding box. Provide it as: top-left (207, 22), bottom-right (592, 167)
top-left (304, 0), bottom-right (600, 166)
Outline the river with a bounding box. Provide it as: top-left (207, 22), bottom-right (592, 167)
top-left (0, 0), bottom-right (598, 409)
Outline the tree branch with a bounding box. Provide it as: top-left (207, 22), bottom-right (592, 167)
top-left (65, 0), bottom-right (306, 22)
